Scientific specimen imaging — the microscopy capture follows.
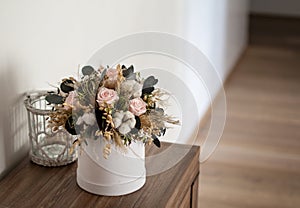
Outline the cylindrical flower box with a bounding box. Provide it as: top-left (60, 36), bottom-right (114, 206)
top-left (24, 91), bottom-right (77, 166)
top-left (77, 139), bottom-right (146, 196)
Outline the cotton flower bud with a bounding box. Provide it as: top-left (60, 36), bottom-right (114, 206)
top-left (120, 80), bottom-right (142, 98)
top-left (76, 113), bottom-right (96, 126)
top-left (112, 111), bottom-right (136, 135)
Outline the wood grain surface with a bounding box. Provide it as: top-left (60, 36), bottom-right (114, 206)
top-left (249, 14), bottom-right (300, 49)
top-left (0, 142), bottom-right (200, 208)
top-left (198, 15), bottom-right (300, 208)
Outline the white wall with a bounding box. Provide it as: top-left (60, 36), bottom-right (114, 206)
top-left (186, 0), bottom-right (249, 81)
top-left (251, 0), bottom-right (300, 17)
top-left (0, 0), bottom-right (249, 177)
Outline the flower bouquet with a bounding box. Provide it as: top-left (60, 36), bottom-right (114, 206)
top-left (45, 64), bottom-right (179, 195)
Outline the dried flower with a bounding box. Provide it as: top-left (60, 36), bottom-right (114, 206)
top-left (103, 143), bottom-right (111, 159)
top-left (139, 115), bottom-right (152, 133)
top-left (76, 113), bottom-right (96, 126)
top-left (96, 87), bottom-right (119, 105)
top-left (64, 91), bottom-right (78, 110)
top-left (46, 64), bottom-right (180, 159)
top-left (129, 97), bottom-right (147, 116)
top-left (120, 80), bottom-right (142, 98)
top-left (113, 111), bottom-right (136, 135)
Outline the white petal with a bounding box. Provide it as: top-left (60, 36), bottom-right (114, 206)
top-left (119, 124), bottom-right (131, 135)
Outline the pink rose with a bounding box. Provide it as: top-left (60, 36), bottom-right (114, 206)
top-left (64, 91), bottom-right (77, 110)
top-left (129, 97), bottom-right (147, 116)
top-left (97, 87), bottom-right (119, 105)
top-left (106, 68), bottom-right (118, 81)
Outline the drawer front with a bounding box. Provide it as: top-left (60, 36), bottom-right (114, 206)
top-left (179, 187), bottom-right (191, 208)
top-left (179, 174), bottom-right (199, 208)
top-left (191, 176), bottom-right (199, 208)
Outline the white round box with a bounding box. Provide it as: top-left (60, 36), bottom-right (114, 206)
top-left (77, 139), bottom-right (146, 196)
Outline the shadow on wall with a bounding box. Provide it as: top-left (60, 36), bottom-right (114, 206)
top-left (0, 65), bottom-right (29, 178)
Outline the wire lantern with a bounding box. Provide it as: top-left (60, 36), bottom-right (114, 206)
top-left (24, 91), bottom-right (77, 166)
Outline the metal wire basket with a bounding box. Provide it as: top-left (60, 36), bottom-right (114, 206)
top-left (24, 91), bottom-right (77, 166)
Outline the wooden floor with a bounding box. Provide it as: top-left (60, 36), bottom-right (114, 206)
top-left (197, 16), bottom-right (300, 208)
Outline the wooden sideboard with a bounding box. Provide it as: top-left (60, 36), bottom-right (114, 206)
top-left (0, 142), bottom-right (200, 208)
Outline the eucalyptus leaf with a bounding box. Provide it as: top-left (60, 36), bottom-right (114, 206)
top-left (130, 128), bottom-right (139, 134)
top-left (45, 94), bottom-right (64, 104)
top-left (99, 68), bottom-right (107, 82)
top-left (155, 108), bottom-right (164, 114)
top-left (82, 66), bottom-right (95, 76)
top-left (152, 135), bottom-right (161, 148)
top-left (135, 116), bottom-right (141, 129)
top-left (95, 108), bottom-right (106, 131)
top-left (60, 79), bottom-right (74, 93)
top-left (142, 87), bottom-right (154, 95)
top-left (122, 65), bottom-right (134, 78)
top-left (161, 128), bottom-right (166, 136)
top-left (126, 73), bottom-right (136, 80)
top-left (143, 76), bottom-right (158, 89)
top-left (65, 116), bottom-right (77, 135)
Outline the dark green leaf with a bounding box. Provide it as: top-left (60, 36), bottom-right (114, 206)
top-left (155, 108), bottom-right (164, 114)
top-left (135, 116), bottom-right (141, 129)
top-left (161, 128), bottom-right (166, 136)
top-left (65, 116), bottom-right (77, 135)
top-left (152, 135), bottom-right (161, 148)
top-left (60, 79), bottom-right (74, 93)
top-left (143, 76), bottom-right (158, 89)
top-left (130, 128), bottom-right (139, 134)
top-left (95, 108), bottom-right (106, 131)
top-left (126, 73), bottom-right (136, 80)
top-left (82, 66), bottom-right (95, 76)
top-left (128, 65), bottom-right (134, 71)
top-left (128, 138), bottom-right (131, 146)
top-left (122, 65), bottom-right (134, 78)
top-left (142, 87), bottom-right (154, 95)
top-left (45, 94), bottom-right (64, 104)
top-left (99, 68), bottom-right (107, 82)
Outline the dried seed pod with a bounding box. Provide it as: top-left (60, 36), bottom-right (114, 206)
top-left (107, 115), bottom-right (112, 120)
top-left (103, 143), bottom-right (112, 159)
top-left (104, 131), bottom-right (112, 141)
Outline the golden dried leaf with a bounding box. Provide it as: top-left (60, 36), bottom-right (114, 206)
top-left (103, 143), bottom-right (112, 159)
top-left (140, 115), bottom-right (153, 131)
top-left (113, 130), bottom-right (125, 148)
